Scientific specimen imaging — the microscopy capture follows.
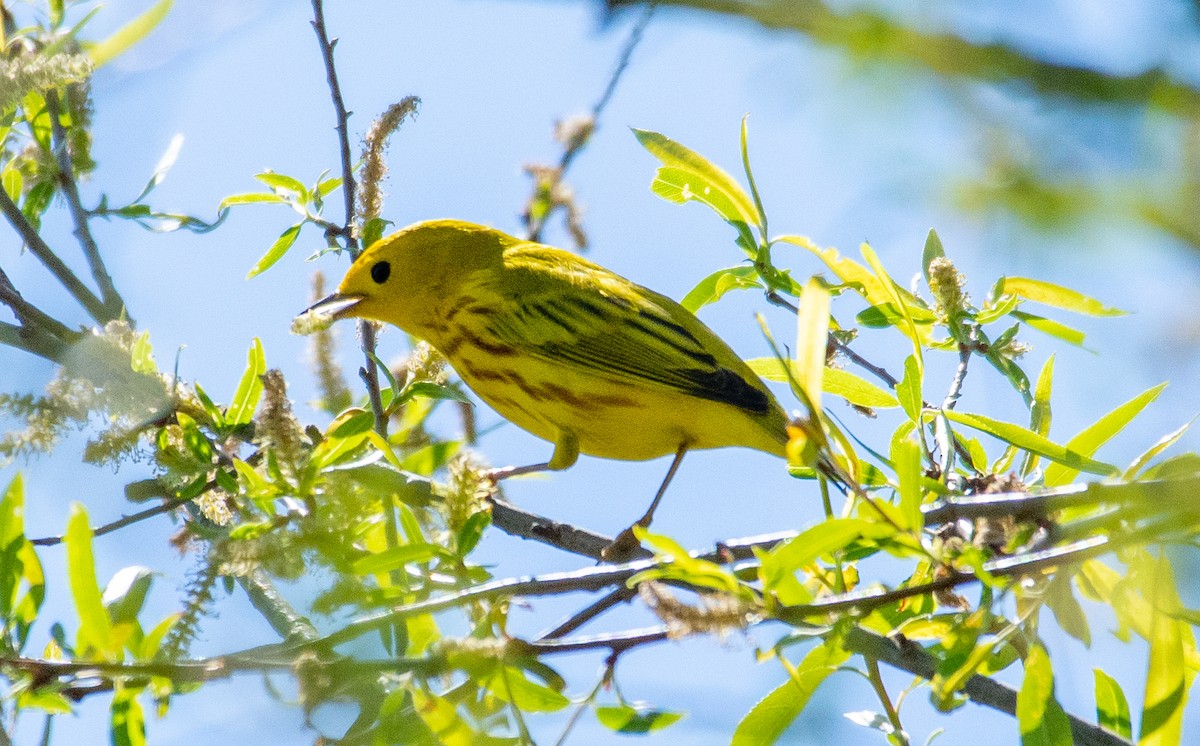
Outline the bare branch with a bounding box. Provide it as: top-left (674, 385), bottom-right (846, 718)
top-left (0, 187), bottom-right (107, 323)
top-left (45, 91), bottom-right (125, 322)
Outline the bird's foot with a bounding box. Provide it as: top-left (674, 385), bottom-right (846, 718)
top-left (600, 525), bottom-right (644, 563)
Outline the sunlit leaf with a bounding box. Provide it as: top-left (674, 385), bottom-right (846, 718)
top-left (254, 171), bottom-right (309, 201)
top-left (352, 543), bottom-right (452, 575)
top-left (218, 192), bottom-right (285, 211)
top-left (1043, 382), bottom-right (1167, 487)
top-left (595, 704), bottom-right (684, 734)
top-left (921, 228), bottom-right (946, 284)
top-left (225, 338), bottom-right (266, 427)
top-left (87, 0), bottom-right (172, 68)
top-left (110, 684), bottom-right (146, 746)
top-left (1010, 311), bottom-right (1087, 347)
top-left (897, 356), bottom-right (922, 422)
top-left (795, 278), bottom-right (830, 413)
top-left (894, 436), bottom-right (923, 531)
top-left (246, 223), bottom-right (302, 279)
top-left (66, 503), bottom-right (116, 659)
top-left (732, 642), bottom-right (849, 745)
top-left (488, 667), bottom-right (569, 712)
top-left (130, 331), bottom-right (156, 373)
top-left (1044, 572), bottom-right (1090, 647)
top-left (634, 128), bottom-right (760, 248)
top-left (1140, 555), bottom-right (1189, 746)
top-left (1124, 417), bottom-right (1196, 480)
top-left (103, 566), bottom-right (153, 626)
top-left (681, 266), bottom-right (762, 312)
top-left (745, 359), bottom-right (898, 408)
top-left (1017, 644), bottom-right (1072, 746)
top-left (1001, 277), bottom-right (1125, 317)
top-left (1093, 669), bottom-right (1131, 740)
top-left (942, 410), bottom-right (1117, 476)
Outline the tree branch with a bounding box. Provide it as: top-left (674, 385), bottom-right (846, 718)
top-left (0, 188), bottom-right (107, 323)
top-left (842, 627), bottom-right (1132, 746)
top-left (45, 91), bottom-right (125, 322)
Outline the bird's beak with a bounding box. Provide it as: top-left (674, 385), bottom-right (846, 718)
top-left (302, 293), bottom-right (363, 319)
top-left (292, 293), bottom-right (364, 335)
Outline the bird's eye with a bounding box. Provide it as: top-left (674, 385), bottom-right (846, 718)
top-left (371, 261), bottom-right (391, 284)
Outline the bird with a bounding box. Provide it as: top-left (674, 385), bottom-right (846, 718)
top-left (300, 219), bottom-right (789, 557)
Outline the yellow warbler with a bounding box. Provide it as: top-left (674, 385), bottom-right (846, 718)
top-left (301, 219), bottom-right (787, 546)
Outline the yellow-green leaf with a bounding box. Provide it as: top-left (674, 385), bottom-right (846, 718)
top-left (130, 331), bottom-right (156, 374)
top-left (1002, 277), bottom-right (1125, 317)
top-left (681, 266), bottom-right (762, 312)
top-left (225, 338), bottom-right (266, 427)
top-left (246, 223), bottom-right (302, 279)
top-left (732, 642), bottom-right (849, 746)
top-left (1140, 556), bottom-right (1188, 746)
top-left (745, 359), bottom-right (898, 408)
top-left (66, 503), bottom-right (116, 659)
top-left (1093, 669), bottom-right (1131, 740)
top-left (1043, 382), bottom-right (1167, 487)
top-left (87, 0), bottom-right (172, 68)
top-left (893, 436), bottom-right (923, 531)
top-left (634, 128), bottom-right (760, 247)
top-left (795, 278), bottom-right (830, 413)
top-left (943, 410), bottom-right (1118, 477)
top-left (897, 355), bottom-right (923, 422)
top-left (1017, 644), bottom-right (1072, 746)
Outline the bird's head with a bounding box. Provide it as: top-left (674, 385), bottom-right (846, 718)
top-left (296, 219), bottom-right (509, 336)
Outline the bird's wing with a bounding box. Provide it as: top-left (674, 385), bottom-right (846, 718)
top-left (467, 246), bottom-right (774, 415)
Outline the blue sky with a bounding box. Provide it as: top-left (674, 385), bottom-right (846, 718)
top-left (5, 0), bottom-right (1200, 743)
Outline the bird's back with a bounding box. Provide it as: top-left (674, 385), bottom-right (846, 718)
top-left (434, 239), bottom-right (789, 461)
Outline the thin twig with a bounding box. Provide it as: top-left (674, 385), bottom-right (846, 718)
top-left (310, 0), bottom-right (356, 245)
top-left (45, 91), bottom-right (125, 322)
top-left (0, 265), bottom-right (78, 341)
top-left (537, 587), bottom-right (637, 640)
top-left (29, 495), bottom-right (192, 546)
top-left (0, 187), bottom-right (106, 323)
top-left (863, 656), bottom-right (906, 742)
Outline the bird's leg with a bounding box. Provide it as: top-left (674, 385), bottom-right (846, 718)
top-left (602, 445), bottom-right (688, 562)
top-left (486, 431), bottom-right (580, 483)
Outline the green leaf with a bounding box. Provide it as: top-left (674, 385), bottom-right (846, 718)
top-left (110, 684), bottom-right (146, 746)
top-left (455, 511), bottom-right (491, 556)
top-left (1124, 417), bottom-right (1196, 480)
top-left (595, 704), bottom-right (684, 734)
top-left (897, 355), bottom-right (923, 422)
top-left (681, 266), bottom-right (762, 312)
top-left (759, 519), bottom-right (884, 604)
top-left (1043, 382), bottom-right (1167, 487)
top-left (942, 410), bottom-right (1118, 476)
top-left (732, 642), bottom-right (850, 746)
top-left (795, 278), bottom-right (830, 413)
top-left (130, 331), bottom-right (156, 374)
top-left (922, 229), bottom-right (946, 284)
top-left (741, 115), bottom-right (768, 230)
top-left (893, 436), bottom-right (923, 531)
top-left (1044, 571), bottom-right (1090, 647)
top-left (1010, 311), bottom-right (1087, 348)
top-left (862, 243), bottom-right (925, 365)
top-left (246, 223), bottom-right (302, 279)
top-left (633, 128), bottom-right (760, 248)
top-left (0, 474), bottom-right (44, 651)
top-left (745, 359), bottom-right (898, 408)
top-left (352, 543), bottom-right (452, 575)
top-left (1017, 644), bottom-right (1072, 746)
top-left (218, 192), bottom-right (285, 211)
top-left (66, 503), bottom-right (116, 659)
top-left (103, 566), bottom-right (153, 626)
top-left (1140, 555), bottom-right (1188, 746)
top-left (254, 171), bottom-right (309, 201)
top-left (402, 381), bottom-right (473, 405)
top-left (1001, 277), bottom-right (1125, 317)
top-left (87, 0), bottom-right (173, 68)
top-left (1093, 669), bottom-right (1131, 740)
top-left (225, 338), bottom-right (266, 427)
top-left (487, 667), bottom-right (569, 712)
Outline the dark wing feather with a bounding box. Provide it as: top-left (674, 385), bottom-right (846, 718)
top-left (473, 247), bottom-right (772, 415)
